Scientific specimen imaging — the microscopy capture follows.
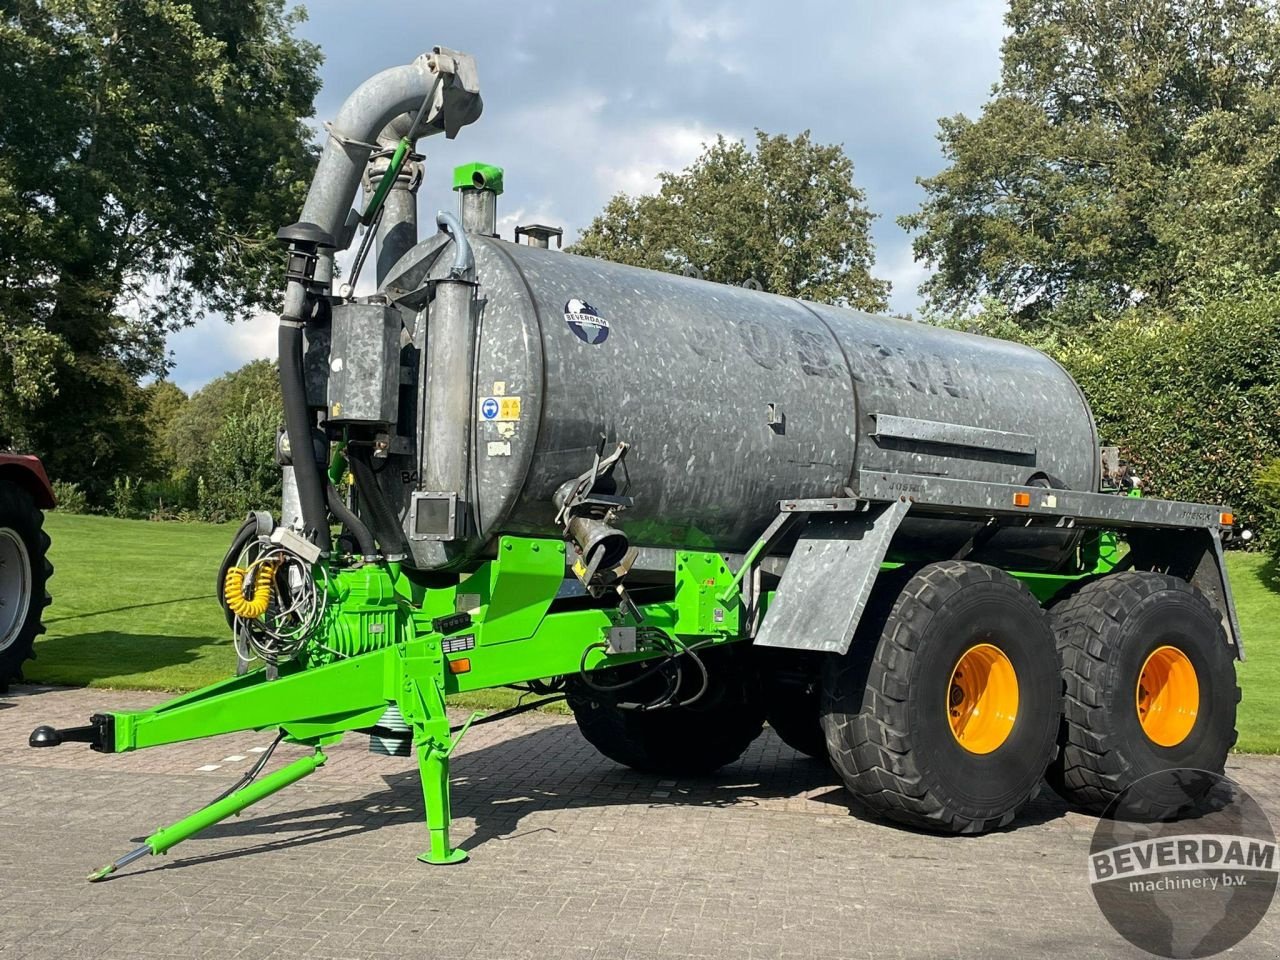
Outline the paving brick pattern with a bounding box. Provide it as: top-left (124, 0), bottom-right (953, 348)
top-left (1, 685), bottom-right (1276, 959)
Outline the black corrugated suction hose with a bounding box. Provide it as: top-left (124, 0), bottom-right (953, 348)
top-left (216, 517), bottom-right (257, 628)
top-left (278, 321), bottom-right (331, 555)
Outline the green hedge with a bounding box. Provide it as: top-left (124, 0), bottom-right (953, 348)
top-left (1259, 460), bottom-right (1280, 563)
top-left (941, 288), bottom-right (1280, 543)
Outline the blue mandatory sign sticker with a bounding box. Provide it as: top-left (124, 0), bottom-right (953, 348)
top-left (564, 299), bottom-right (610, 344)
top-left (480, 397), bottom-right (500, 420)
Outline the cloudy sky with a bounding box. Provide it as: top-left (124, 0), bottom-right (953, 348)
top-left (165, 0), bottom-right (1008, 392)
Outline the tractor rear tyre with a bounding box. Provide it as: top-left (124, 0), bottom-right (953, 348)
top-left (822, 560), bottom-right (1060, 833)
top-left (754, 649), bottom-right (828, 761)
top-left (0, 481), bottom-right (51, 692)
top-left (1047, 572), bottom-right (1239, 819)
top-left (567, 646), bottom-right (766, 776)
top-left (765, 683), bottom-right (828, 761)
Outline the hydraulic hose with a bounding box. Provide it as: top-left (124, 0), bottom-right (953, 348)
top-left (326, 483), bottom-right (379, 559)
top-left (349, 447), bottom-right (407, 557)
top-left (279, 320), bottom-right (331, 555)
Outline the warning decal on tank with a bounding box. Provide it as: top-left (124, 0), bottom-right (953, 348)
top-left (479, 396), bottom-right (521, 421)
top-left (564, 299), bottom-right (609, 344)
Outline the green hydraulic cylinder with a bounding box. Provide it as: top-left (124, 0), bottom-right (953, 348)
top-left (88, 748), bottom-right (327, 881)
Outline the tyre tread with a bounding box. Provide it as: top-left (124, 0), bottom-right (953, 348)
top-left (1048, 571), bottom-right (1240, 817)
top-left (824, 560), bottom-right (1050, 834)
top-left (0, 481), bottom-right (51, 690)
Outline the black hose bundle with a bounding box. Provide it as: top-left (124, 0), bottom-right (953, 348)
top-left (576, 634), bottom-right (713, 711)
top-left (348, 447), bottom-right (408, 557)
top-left (326, 483), bottom-right (378, 558)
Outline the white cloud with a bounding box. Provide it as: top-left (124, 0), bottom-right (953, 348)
top-left (504, 90), bottom-right (731, 214)
top-left (595, 122), bottom-right (723, 197)
top-left (661, 1), bottom-right (747, 73)
top-left (164, 310), bottom-right (276, 394)
top-left (876, 241), bottom-right (932, 318)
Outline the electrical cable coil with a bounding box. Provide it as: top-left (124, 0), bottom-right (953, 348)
top-left (226, 540), bottom-right (328, 666)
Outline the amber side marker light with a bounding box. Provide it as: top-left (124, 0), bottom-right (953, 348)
top-left (448, 658), bottom-right (471, 674)
top-left (1013, 491), bottom-right (1031, 508)
top-left (1220, 512), bottom-right (1234, 526)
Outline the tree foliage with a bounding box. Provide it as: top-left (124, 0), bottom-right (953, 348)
top-left (56, 360), bottom-right (283, 520)
top-left (197, 392), bottom-right (283, 522)
top-left (0, 0), bottom-right (320, 490)
top-left (903, 0), bottom-right (1280, 323)
top-left (1258, 459), bottom-right (1280, 564)
top-left (571, 131), bottom-right (890, 311)
top-left (164, 359), bottom-right (279, 474)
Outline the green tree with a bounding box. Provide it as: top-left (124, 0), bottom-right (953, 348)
top-left (0, 0), bottom-right (321, 495)
top-left (165, 360), bottom-right (279, 476)
top-left (570, 131), bottom-right (890, 311)
top-left (142, 380), bottom-right (188, 476)
top-left (197, 394), bottom-right (282, 522)
top-left (1258, 460), bottom-right (1280, 563)
top-left (903, 0), bottom-right (1280, 324)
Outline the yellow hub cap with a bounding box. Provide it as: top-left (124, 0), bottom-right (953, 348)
top-left (948, 643), bottom-right (1019, 754)
top-left (1136, 646), bottom-right (1199, 747)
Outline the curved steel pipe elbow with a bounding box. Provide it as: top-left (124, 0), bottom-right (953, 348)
top-left (436, 211), bottom-right (475, 281)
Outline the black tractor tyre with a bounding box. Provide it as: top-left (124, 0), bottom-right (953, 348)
top-left (822, 560), bottom-right (1061, 834)
top-left (751, 646), bottom-right (827, 761)
top-left (1047, 571), bottom-right (1239, 819)
top-left (764, 681), bottom-right (828, 761)
top-left (0, 481), bottom-right (51, 692)
top-left (567, 646), bottom-right (766, 776)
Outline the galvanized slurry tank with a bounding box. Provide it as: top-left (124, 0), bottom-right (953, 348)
top-left (397, 237), bottom-right (1100, 570)
top-left (38, 54), bottom-right (1244, 883)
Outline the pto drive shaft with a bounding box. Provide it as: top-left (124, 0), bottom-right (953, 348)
top-left (88, 748), bottom-right (327, 881)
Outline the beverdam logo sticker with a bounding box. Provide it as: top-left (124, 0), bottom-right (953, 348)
top-left (564, 299), bottom-right (609, 344)
top-left (1088, 768), bottom-right (1277, 958)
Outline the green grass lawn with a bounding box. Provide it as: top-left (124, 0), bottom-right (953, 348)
top-left (31, 513), bottom-right (240, 690)
top-left (1225, 551), bottom-right (1279, 754)
top-left (23, 514), bottom-right (1280, 750)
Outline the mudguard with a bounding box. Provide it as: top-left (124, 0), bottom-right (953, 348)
top-left (754, 498), bottom-right (910, 654)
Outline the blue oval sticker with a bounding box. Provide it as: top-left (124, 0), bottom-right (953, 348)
top-left (564, 299), bottom-right (609, 344)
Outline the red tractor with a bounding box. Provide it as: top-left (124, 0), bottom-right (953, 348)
top-left (0, 453), bottom-right (54, 690)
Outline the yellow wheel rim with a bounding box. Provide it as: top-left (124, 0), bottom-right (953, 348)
top-left (1136, 645), bottom-right (1199, 747)
top-left (948, 643), bottom-right (1019, 754)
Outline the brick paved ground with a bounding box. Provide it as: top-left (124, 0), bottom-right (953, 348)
top-left (1, 684), bottom-right (1276, 960)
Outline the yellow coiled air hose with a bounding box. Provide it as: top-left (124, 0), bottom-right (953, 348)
top-left (223, 561), bottom-right (279, 619)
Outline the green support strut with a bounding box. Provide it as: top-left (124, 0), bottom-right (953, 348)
top-left (88, 747), bottom-right (327, 881)
top-left (417, 730), bottom-right (465, 865)
top-left (406, 678), bottom-right (479, 865)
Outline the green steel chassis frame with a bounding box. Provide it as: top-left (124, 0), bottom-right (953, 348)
top-left (85, 538), bottom-right (769, 876)
top-left (67, 474), bottom-right (1242, 880)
